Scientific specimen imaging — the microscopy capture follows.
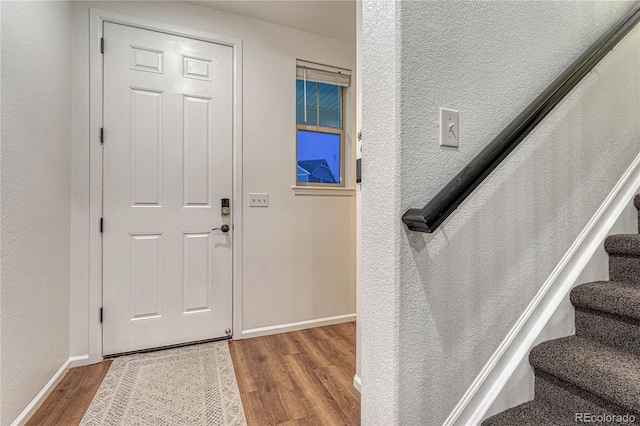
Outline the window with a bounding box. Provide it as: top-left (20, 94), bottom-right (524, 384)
top-left (296, 60), bottom-right (351, 187)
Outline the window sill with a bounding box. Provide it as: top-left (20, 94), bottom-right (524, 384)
top-left (291, 186), bottom-right (356, 196)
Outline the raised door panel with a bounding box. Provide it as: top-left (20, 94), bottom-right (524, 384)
top-left (129, 234), bottom-right (163, 321)
top-left (183, 232), bottom-right (212, 314)
top-left (130, 88), bottom-right (163, 207)
top-left (130, 46), bottom-right (164, 74)
top-left (183, 95), bottom-right (211, 207)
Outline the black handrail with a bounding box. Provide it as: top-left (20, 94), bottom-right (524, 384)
top-left (402, 3), bottom-right (640, 233)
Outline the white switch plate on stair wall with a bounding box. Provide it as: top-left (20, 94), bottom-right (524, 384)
top-left (249, 193), bottom-right (269, 207)
top-left (440, 108), bottom-right (459, 148)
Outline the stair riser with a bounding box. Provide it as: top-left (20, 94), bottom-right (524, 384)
top-left (609, 255), bottom-right (640, 282)
top-left (481, 402), bottom-right (577, 426)
top-left (635, 195), bottom-right (640, 232)
top-left (534, 370), bottom-right (634, 416)
top-left (575, 308), bottom-right (640, 355)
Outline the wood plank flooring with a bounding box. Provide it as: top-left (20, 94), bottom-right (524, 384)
top-left (229, 322), bottom-right (360, 426)
top-left (25, 360), bottom-right (112, 426)
top-left (26, 322), bottom-right (360, 425)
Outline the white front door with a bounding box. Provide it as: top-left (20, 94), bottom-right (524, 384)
top-left (102, 22), bottom-right (233, 355)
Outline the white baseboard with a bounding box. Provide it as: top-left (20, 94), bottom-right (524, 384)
top-left (241, 313), bottom-right (356, 339)
top-left (444, 152), bottom-right (640, 426)
top-left (11, 358), bottom-right (72, 426)
top-left (69, 354), bottom-right (91, 368)
top-left (353, 374), bottom-right (362, 392)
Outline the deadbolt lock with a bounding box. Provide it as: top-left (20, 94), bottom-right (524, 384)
top-left (221, 198), bottom-right (230, 216)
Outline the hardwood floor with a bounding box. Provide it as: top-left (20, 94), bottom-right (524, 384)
top-left (26, 322), bottom-right (360, 425)
top-left (229, 322), bottom-right (360, 426)
top-left (25, 360), bottom-right (112, 426)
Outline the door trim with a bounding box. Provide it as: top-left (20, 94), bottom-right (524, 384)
top-left (89, 8), bottom-right (243, 364)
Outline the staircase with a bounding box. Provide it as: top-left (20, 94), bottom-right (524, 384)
top-left (483, 195), bottom-right (640, 425)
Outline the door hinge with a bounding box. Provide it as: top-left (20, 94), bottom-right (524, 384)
top-left (100, 37), bottom-right (104, 54)
top-left (99, 127), bottom-right (104, 144)
top-left (99, 307), bottom-right (103, 323)
top-left (100, 217), bottom-right (103, 233)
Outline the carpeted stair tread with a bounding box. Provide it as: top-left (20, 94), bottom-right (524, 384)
top-left (571, 281), bottom-right (640, 320)
top-left (529, 336), bottom-right (640, 411)
top-left (481, 400), bottom-right (576, 426)
top-left (604, 234), bottom-right (640, 256)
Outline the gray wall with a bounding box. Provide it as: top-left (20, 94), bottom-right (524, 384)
top-left (1, 1), bottom-right (72, 422)
top-left (362, 1), bottom-right (640, 425)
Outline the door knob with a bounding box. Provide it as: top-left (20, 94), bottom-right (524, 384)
top-left (212, 224), bottom-right (230, 233)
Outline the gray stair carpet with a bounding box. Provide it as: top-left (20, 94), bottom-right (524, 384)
top-left (483, 401), bottom-right (577, 426)
top-left (483, 194), bottom-right (640, 426)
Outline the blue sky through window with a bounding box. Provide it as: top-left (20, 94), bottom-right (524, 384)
top-left (297, 130), bottom-right (340, 184)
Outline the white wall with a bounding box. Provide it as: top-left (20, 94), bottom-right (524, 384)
top-left (1, 1), bottom-right (72, 423)
top-left (362, 1), bottom-right (640, 425)
top-left (70, 1), bottom-right (356, 356)
top-left (360, 0), bottom-right (401, 423)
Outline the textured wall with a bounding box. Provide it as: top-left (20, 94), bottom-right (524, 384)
top-left (0, 1), bottom-right (72, 423)
top-left (362, 1), bottom-right (640, 425)
top-left (360, 0), bottom-right (401, 423)
top-left (70, 1), bottom-right (356, 356)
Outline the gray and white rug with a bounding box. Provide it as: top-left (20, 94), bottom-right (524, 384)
top-left (80, 341), bottom-right (247, 426)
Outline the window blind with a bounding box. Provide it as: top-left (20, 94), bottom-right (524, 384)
top-left (296, 60), bottom-right (351, 87)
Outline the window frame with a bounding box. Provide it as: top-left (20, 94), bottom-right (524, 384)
top-left (295, 83), bottom-right (345, 188)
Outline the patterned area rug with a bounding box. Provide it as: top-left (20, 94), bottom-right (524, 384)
top-left (80, 341), bottom-right (247, 426)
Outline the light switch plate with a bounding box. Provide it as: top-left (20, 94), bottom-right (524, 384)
top-left (440, 108), bottom-right (459, 148)
top-left (249, 193), bottom-right (269, 207)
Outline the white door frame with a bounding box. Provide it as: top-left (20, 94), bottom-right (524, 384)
top-left (89, 8), bottom-right (243, 364)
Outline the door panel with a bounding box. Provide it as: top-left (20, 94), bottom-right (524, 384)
top-left (130, 234), bottom-right (163, 320)
top-left (183, 95), bottom-right (212, 207)
top-left (102, 22), bottom-right (233, 355)
top-left (130, 88), bottom-right (163, 207)
top-left (183, 232), bottom-right (212, 313)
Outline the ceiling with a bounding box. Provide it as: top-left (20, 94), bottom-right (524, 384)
top-left (189, 0), bottom-right (356, 43)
